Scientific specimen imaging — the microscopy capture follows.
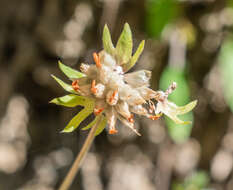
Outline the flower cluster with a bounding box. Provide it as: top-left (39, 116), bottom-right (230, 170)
top-left (51, 23), bottom-right (197, 136)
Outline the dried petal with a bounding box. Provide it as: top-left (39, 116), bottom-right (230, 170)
top-left (124, 70), bottom-right (151, 87)
top-left (115, 101), bottom-right (131, 119)
top-left (136, 86), bottom-right (158, 100)
top-left (117, 114), bottom-right (141, 136)
top-left (105, 107), bottom-right (117, 133)
top-left (119, 84), bottom-right (145, 105)
top-left (130, 105), bottom-right (148, 116)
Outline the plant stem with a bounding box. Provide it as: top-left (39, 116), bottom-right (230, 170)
top-left (58, 117), bottom-right (101, 190)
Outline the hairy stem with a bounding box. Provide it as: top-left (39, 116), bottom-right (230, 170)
top-left (58, 117), bottom-right (101, 190)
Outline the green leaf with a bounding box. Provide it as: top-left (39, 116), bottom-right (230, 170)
top-left (219, 37), bottom-right (233, 113)
top-left (184, 171), bottom-right (209, 189)
top-left (62, 105), bottom-right (94, 133)
top-left (50, 94), bottom-right (94, 108)
top-left (103, 24), bottom-right (115, 55)
top-left (58, 61), bottom-right (86, 79)
top-left (51, 75), bottom-right (76, 93)
top-left (168, 115), bottom-right (191, 125)
top-left (61, 97), bottom-right (95, 133)
top-left (116, 23), bottom-right (133, 65)
top-left (123, 40), bottom-right (145, 72)
top-left (81, 115), bottom-right (107, 135)
top-left (145, 0), bottom-right (178, 38)
top-left (95, 116), bottom-right (107, 136)
top-left (82, 116), bottom-right (99, 130)
top-left (176, 100), bottom-right (197, 115)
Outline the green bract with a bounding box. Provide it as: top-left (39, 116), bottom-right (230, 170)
top-left (51, 63), bottom-right (107, 135)
top-left (116, 23), bottom-right (133, 65)
top-left (58, 61), bottom-right (86, 79)
top-left (51, 75), bottom-right (76, 94)
top-left (103, 23), bottom-right (145, 72)
top-left (102, 25), bottom-right (115, 55)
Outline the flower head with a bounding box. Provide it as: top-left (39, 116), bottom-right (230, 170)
top-left (51, 23), bottom-right (197, 136)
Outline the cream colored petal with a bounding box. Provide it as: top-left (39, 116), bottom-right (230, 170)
top-left (115, 101), bottom-right (131, 119)
top-left (99, 65), bottom-right (112, 84)
top-left (136, 86), bottom-right (158, 100)
top-left (117, 114), bottom-right (141, 136)
top-left (119, 84), bottom-right (145, 105)
top-left (108, 71), bottom-right (125, 89)
top-left (130, 105), bottom-right (148, 116)
top-left (124, 70), bottom-right (151, 87)
top-left (99, 50), bottom-right (116, 68)
top-left (95, 83), bottom-right (106, 98)
top-left (105, 107), bottom-right (117, 131)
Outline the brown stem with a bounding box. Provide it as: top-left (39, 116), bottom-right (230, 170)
top-left (58, 117), bottom-right (101, 190)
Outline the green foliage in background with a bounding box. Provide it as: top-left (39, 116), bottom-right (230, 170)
top-left (172, 171), bottom-right (209, 190)
top-left (145, 0), bottom-right (179, 38)
top-left (219, 36), bottom-right (233, 113)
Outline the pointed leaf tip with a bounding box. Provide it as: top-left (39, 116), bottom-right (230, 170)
top-left (58, 61), bottom-right (86, 79)
top-left (61, 126), bottom-right (76, 133)
top-left (61, 99), bottom-right (95, 132)
top-left (177, 100), bottom-right (198, 115)
top-left (116, 23), bottom-right (133, 65)
top-left (51, 75), bottom-right (76, 93)
top-left (103, 24), bottom-right (115, 55)
top-left (49, 94), bottom-right (92, 108)
top-left (123, 40), bottom-right (145, 72)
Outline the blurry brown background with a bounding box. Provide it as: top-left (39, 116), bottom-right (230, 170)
top-left (0, 0), bottom-right (233, 189)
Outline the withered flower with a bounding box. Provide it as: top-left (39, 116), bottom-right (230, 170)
top-left (50, 23), bottom-right (197, 136)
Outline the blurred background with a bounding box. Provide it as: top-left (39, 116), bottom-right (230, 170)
top-left (1, 0), bottom-right (233, 189)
